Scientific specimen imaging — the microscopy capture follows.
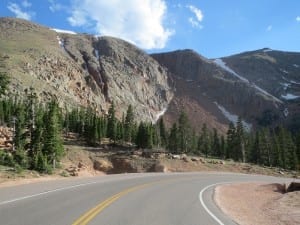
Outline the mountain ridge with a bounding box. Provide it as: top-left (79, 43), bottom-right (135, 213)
top-left (1, 17), bottom-right (300, 132)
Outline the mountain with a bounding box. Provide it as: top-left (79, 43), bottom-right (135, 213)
top-left (0, 17), bottom-right (173, 123)
top-left (1, 17), bottom-right (300, 133)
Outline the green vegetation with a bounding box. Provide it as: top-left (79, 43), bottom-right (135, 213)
top-left (0, 91), bottom-right (64, 173)
top-left (0, 82), bottom-right (299, 172)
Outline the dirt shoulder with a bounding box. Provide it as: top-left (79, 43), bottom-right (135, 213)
top-left (215, 182), bottom-right (300, 225)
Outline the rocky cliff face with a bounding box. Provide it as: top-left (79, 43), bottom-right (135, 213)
top-left (152, 49), bottom-right (287, 131)
top-left (222, 48), bottom-right (300, 129)
top-left (0, 17), bottom-right (173, 122)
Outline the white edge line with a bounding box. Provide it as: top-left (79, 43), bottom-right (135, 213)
top-left (0, 181), bottom-right (102, 206)
top-left (199, 182), bottom-right (231, 225)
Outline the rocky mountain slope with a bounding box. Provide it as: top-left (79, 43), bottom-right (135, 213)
top-left (152, 49), bottom-right (290, 131)
top-left (1, 17), bottom-right (299, 132)
top-left (0, 17), bottom-right (173, 123)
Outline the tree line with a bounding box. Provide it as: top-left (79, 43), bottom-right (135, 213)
top-left (0, 91), bottom-right (64, 173)
top-left (65, 103), bottom-right (299, 171)
top-left (0, 62), bottom-right (299, 172)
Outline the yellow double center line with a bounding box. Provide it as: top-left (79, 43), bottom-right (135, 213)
top-left (72, 182), bottom-right (154, 225)
top-left (72, 176), bottom-right (198, 225)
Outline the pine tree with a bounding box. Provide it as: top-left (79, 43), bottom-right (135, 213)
top-left (168, 123), bottom-right (179, 154)
top-left (107, 102), bottom-right (117, 142)
top-left (124, 105), bottom-right (134, 142)
top-left (158, 118), bottom-right (167, 147)
top-left (42, 101), bottom-right (64, 167)
top-left (226, 122), bottom-right (236, 159)
top-left (236, 117), bottom-right (245, 162)
top-left (211, 128), bottom-right (221, 157)
top-left (0, 72), bottom-right (9, 96)
top-left (178, 111), bottom-right (191, 153)
top-left (200, 123), bottom-right (210, 157)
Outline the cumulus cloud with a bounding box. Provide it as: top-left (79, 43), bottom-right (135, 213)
top-left (7, 2), bottom-right (34, 20)
top-left (187, 5), bottom-right (203, 22)
top-left (296, 16), bottom-right (300, 22)
top-left (67, 0), bottom-right (173, 49)
top-left (266, 25), bottom-right (272, 31)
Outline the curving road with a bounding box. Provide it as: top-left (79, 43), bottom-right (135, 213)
top-left (0, 172), bottom-right (295, 225)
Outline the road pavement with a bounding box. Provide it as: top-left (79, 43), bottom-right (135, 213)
top-left (0, 172), bottom-right (295, 225)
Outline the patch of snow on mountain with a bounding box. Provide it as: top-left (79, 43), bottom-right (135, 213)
top-left (263, 48), bottom-right (273, 52)
top-left (281, 93), bottom-right (300, 100)
top-left (186, 79), bottom-right (193, 82)
top-left (154, 107), bottom-right (167, 123)
top-left (280, 69), bottom-right (289, 74)
top-left (214, 59), bottom-right (282, 103)
top-left (293, 64), bottom-right (299, 68)
top-left (213, 59), bottom-right (249, 83)
top-left (282, 76), bottom-right (300, 85)
top-left (214, 102), bottom-right (252, 131)
top-left (51, 28), bottom-right (76, 35)
top-left (280, 82), bottom-right (291, 91)
top-left (94, 49), bottom-right (100, 60)
top-left (56, 36), bottom-right (65, 49)
top-left (283, 108), bottom-right (289, 117)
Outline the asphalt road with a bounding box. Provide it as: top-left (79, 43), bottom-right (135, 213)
top-left (0, 172), bottom-right (295, 225)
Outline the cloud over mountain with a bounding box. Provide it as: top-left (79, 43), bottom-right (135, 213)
top-left (67, 0), bottom-right (173, 49)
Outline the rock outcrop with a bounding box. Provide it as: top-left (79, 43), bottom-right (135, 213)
top-left (0, 17), bottom-right (173, 123)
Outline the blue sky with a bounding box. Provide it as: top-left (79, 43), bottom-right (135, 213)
top-left (1, 0), bottom-right (299, 58)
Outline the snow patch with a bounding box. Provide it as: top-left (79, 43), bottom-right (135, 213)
top-left (281, 93), bottom-right (300, 100)
top-left (214, 58), bottom-right (282, 103)
top-left (214, 102), bottom-right (252, 131)
top-left (263, 48), bottom-right (273, 52)
top-left (51, 28), bottom-right (76, 35)
top-left (154, 107), bottom-right (167, 123)
top-left (282, 76), bottom-right (300, 85)
top-left (280, 69), bottom-right (289, 74)
top-left (280, 82), bottom-right (291, 91)
top-left (94, 49), bottom-right (100, 60)
top-left (213, 59), bottom-right (249, 83)
top-left (283, 108), bottom-right (289, 117)
top-left (186, 79), bottom-right (193, 82)
top-left (293, 64), bottom-right (299, 68)
top-left (56, 36), bottom-right (65, 49)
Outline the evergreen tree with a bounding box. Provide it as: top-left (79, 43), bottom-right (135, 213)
top-left (124, 105), bottom-right (134, 142)
top-left (168, 123), bottom-right (179, 154)
top-left (211, 128), bottom-right (221, 157)
top-left (178, 111), bottom-right (191, 153)
top-left (0, 72), bottom-right (9, 96)
top-left (226, 122), bottom-right (236, 159)
top-left (42, 101), bottom-right (64, 166)
top-left (200, 123), bottom-right (210, 157)
top-left (158, 118), bottom-right (167, 147)
top-left (236, 117), bottom-right (245, 162)
top-left (107, 102), bottom-right (117, 142)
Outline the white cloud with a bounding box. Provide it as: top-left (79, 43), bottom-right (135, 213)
top-left (266, 25), bottom-right (272, 31)
top-left (7, 2), bottom-right (34, 20)
top-left (22, 0), bottom-right (32, 8)
top-left (48, 0), bottom-right (64, 12)
top-left (67, 0), bottom-right (173, 49)
top-left (188, 17), bottom-right (203, 29)
top-left (296, 16), bottom-right (300, 22)
top-left (187, 5), bottom-right (203, 22)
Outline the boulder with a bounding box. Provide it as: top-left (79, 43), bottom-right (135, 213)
top-left (93, 159), bottom-right (113, 172)
top-left (286, 182), bottom-right (300, 192)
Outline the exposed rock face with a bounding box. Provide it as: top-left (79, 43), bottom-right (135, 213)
top-left (0, 17), bottom-right (173, 123)
top-left (152, 50), bottom-right (288, 131)
top-left (222, 48), bottom-right (300, 129)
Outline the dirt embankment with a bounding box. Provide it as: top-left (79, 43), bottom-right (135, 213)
top-left (215, 183), bottom-right (300, 225)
